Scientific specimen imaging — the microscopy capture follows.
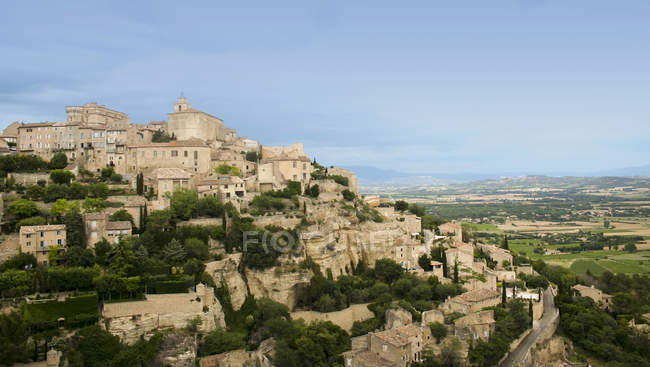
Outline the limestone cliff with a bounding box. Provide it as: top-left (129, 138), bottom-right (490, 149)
top-left (206, 254), bottom-right (248, 311)
top-left (244, 267), bottom-right (312, 309)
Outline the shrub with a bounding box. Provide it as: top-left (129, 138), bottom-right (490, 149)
top-left (7, 198), bottom-right (39, 218)
top-left (49, 153), bottom-right (68, 169)
top-left (50, 169), bottom-right (75, 184)
top-left (341, 189), bottom-right (355, 201)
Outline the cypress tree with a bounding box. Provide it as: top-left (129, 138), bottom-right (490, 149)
top-left (453, 259), bottom-right (459, 283)
top-left (502, 282), bottom-right (507, 306)
top-left (529, 299), bottom-right (534, 325)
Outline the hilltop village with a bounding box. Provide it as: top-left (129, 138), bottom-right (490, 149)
top-left (0, 99), bottom-right (553, 367)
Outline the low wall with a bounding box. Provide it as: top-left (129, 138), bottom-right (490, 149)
top-left (290, 303), bottom-right (374, 332)
top-left (9, 172), bottom-right (49, 186)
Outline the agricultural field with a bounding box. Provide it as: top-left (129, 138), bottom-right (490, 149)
top-left (365, 175), bottom-right (650, 275)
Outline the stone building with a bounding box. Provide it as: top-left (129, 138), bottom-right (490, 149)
top-left (127, 139), bottom-right (212, 176)
top-left (476, 243), bottom-right (513, 269)
top-left (572, 284), bottom-right (613, 309)
top-left (153, 167), bottom-right (193, 200)
top-left (19, 224), bottom-right (66, 265)
top-left (346, 324), bottom-right (432, 366)
top-left (168, 97), bottom-right (235, 142)
top-left (84, 212), bottom-right (133, 247)
top-left (197, 175), bottom-right (246, 201)
top-left (438, 222), bottom-right (463, 242)
top-left (440, 288), bottom-right (501, 314)
top-left (453, 310), bottom-right (496, 341)
top-left (394, 238), bottom-right (427, 270)
top-left (211, 149), bottom-right (256, 177)
top-left (0, 121), bottom-right (19, 145)
top-left (445, 243), bottom-right (474, 272)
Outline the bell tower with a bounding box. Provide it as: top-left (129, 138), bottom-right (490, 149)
top-left (174, 93), bottom-right (190, 112)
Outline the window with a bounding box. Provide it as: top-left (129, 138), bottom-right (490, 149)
top-left (26, 234), bottom-right (31, 238)
top-left (40, 240), bottom-right (46, 247)
top-left (26, 241), bottom-right (31, 247)
top-left (164, 183), bottom-right (168, 190)
top-left (171, 150), bottom-right (178, 157)
top-left (293, 161), bottom-right (297, 168)
top-left (40, 232), bottom-right (45, 238)
top-left (303, 163), bottom-right (307, 169)
top-left (56, 231), bottom-right (61, 235)
top-left (80, 133), bottom-right (85, 139)
top-left (184, 151), bottom-right (188, 157)
top-left (293, 175), bottom-right (297, 180)
top-left (141, 151), bottom-right (145, 157)
top-left (194, 151), bottom-right (198, 159)
top-left (57, 239), bottom-right (62, 245)
top-left (154, 151), bottom-right (157, 157)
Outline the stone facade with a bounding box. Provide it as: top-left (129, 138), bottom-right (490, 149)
top-left (19, 224), bottom-right (66, 265)
top-left (453, 310), bottom-right (496, 341)
top-left (572, 284), bottom-right (612, 309)
top-left (440, 288), bottom-right (501, 315)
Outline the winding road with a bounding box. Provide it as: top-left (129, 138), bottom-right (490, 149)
top-left (500, 287), bottom-right (559, 367)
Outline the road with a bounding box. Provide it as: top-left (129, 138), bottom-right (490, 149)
top-left (500, 287), bottom-right (559, 367)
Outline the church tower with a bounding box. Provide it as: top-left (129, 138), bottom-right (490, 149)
top-left (174, 95), bottom-right (190, 112)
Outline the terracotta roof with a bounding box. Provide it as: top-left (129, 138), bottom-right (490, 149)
top-left (20, 224), bottom-right (65, 234)
top-left (106, 221), bottom-right (132, 230)
top-left (156, 167), bottom-right (192, 179)
top-left (18, 122), bottom-right (55, 128)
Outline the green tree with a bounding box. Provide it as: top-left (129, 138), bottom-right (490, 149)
top-left (170, 189), bottom-right (199, 220)
top-left (624, 243), bottom-right (637, 253)
top-left (395, 200), bottom-right (408, 212)
top-left (184, 238), bottom-right (209, 260)
top-left (16, 216), bottom-right (47, 229)
top-left (7, 198), bottom-right (39, 218)
top-left (0, 312), bottom-right (29, 365)
top-left (63, 210), bottom-right (86, 247)
top-left (136, 172), bottom-right (144, 195)
top-left (82, 198), bottom-right (108, 212)
top-left (49, 152), bottom-right (68, 169)
top-left (110, 209), bottom-right (134, 224)
top-left (307, 184), bottom-right (320, 198)
top-left (62, 246), bottom-right (95, 267)
top-left (418, 254), bottom-right (433, 271)
top-left (51, 198), bottom-right (79, 217)
top-left (162, 239), bottom-right (186, 266)
top-left (88, 182), bottom-right (109, 198)
top-left (374, 258), bottom-right (404, 284)
top-left (341, 189), bottom-right (356, 201)
top-left (501, 235), bottom-right (509, 250)
top-left (50, 169), bottom-right (75, 184)
top-left (429, 322), bottom-right (447, 343)
top-left (198, 329), bottom-right (247, 356)
top-left (408, 203), bottom-right (425, 217)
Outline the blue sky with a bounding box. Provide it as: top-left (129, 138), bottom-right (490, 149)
top-left (1, 0), bottom-right (649, 174)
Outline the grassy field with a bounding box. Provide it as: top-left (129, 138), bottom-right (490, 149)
top-left (23, 293), bottom-right (98, 323)
top-left (565, 251), bottom-right (650, 277)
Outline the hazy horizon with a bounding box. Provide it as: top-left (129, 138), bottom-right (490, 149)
top-left (2, 1), bottom-right (649, 175)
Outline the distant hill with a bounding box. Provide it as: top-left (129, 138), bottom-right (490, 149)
top-left (346, 164), bottom-right (650, 187)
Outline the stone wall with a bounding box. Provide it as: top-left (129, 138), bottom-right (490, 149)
top-left (291, 303), bottom-right (374, 332)
top-left (102, 286), bottom-right (225, 344)
top-left (9, 172), bottom-right (49, 186)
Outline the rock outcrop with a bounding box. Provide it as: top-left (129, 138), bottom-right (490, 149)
top-left (206, 254), bottom-right (248, 311)
top-left (200, 337), bottom-right (275, 367)
top-left (151, 333), bottom-right (197, 367)
top-left (291, 303), bottom-right (374, 332)
top-left (245, 267), bottom-right (311, 309)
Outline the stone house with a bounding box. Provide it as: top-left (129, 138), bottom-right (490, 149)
top-left (572, 284), bottom-right (613, 309)
top-left (19, 224), bottom-right (66, 265)
top-left (211, 149), bottom-right (256, 177)
top-left (476, 243), bottom-right (513, 269)
top-left (366, 324), bottom-right (432, 366)
top-left (445, 243), bottom-right (474, 272)
top-left (394, 238), bottom-right (427, 270)
top-left (440, 288), bottom-right (501, 314)
top-left (438, 222), bottom-right (463, 242)
top-left (430, 260), bottom-right (444, 279)
top-left (84, 212), bottom-right (133, 247)
top-left (0, 121), bottom-right (19, 145)
top-left (154, 167), bottom-right (193, 200)
top-left (197, 175), bottom-right (246, 201)
top-left (453, 310), bottom-right (496, 341)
